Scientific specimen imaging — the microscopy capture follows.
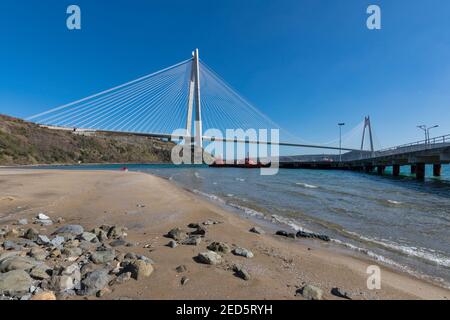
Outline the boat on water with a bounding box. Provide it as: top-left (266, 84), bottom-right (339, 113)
top-left (209, 155), bottom-right (271, 168)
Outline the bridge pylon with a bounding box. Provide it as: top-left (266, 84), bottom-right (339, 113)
top-left (361, 116), bottom-right (374, 152)
top-left (185, 49), bottom-right (203, 149)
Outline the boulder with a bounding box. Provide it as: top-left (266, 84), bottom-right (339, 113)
top-left (62, 247), bottom-right (82, 258)
top-left (50, 236), bottom-right (65, 247)
top-left (232, 247), bottom-right (254, 258)
top-left (29, 247), bottom-right (48, 261)
top-left (50, 275), bottom-right (75, 292)
top-left (3, 240), bottom-right (21, 251)
top-left (107, 226), bottom-right (127, 239)
top-left (296, 230), bottom-right (330, 242)
top-left (0, 270), bottom-right (33, 296)
top-left (207, 242), bottom-right (231, 254)
top-left (276, 230), bottom-right (296, 239)
top-left (196, 251), bottom-right (222, 265)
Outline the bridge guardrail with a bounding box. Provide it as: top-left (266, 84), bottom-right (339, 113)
top-left (349, 134), bottom-right (450, 161)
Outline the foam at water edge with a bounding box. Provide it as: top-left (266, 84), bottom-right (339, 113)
top-left (296, 182), bottom-right (319, 189)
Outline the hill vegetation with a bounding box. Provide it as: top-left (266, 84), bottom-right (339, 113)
top-left (0, 114), bottom-right (175, 166)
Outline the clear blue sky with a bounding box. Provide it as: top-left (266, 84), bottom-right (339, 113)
top-left (1, 0), bottom-right (450, 148)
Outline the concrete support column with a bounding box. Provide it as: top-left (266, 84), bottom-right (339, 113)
top-left (415, 163), bottom-right (425, 180)
top-left (411, 165), bottom-right (416, 174)
top-left (377, 165), bottom-right (385, 175)
top-left (433, 164), bottom-right (442, 177)
top-left (393, 164), bottom-right (400, 177)
top-left (364, 165), bottom-right (373, 173)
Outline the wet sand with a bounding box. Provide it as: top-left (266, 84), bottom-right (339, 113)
top-left (0, 169), bottom-right (448, 300)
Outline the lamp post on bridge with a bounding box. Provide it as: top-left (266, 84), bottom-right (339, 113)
top-left (338, 123), bottom-right (345, 162)
top-left (427, 125), bottom-right (439, 144)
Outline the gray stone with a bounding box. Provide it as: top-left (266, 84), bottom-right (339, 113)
top-left (167, 228), bottom-right (188, 241)
top-left (175, 265), bottom-right (187, 273)
top-left (0, 251), bottom-right (21, 264)
top-left (18, 219), bottom-right (28, 225)
top-left (114, 272), bottom-right (131, 284)
top-left (331, 287), bottom-right (352, 300)
top-left (0, 256), bottom-right (40, 272)
top-left (0, 270), bottom-right (33, 296)
top-left (29, 247), bottom-right (47, 261)
top-left (24, 228), bottom-right (39, 241)
top-left (167, 240), bottom-right (178, 248)
top-left (36, 219), bottom-right (53, 226)
top-left (300, 285), bottom-right (323, 300)
top-left (181, 236), bottom-right (201, 246)
top-left (124, 252), bottom-right (137, 260)
top-left (36, 235), bottom-right (51, 245)
top-left (49, 275), bottom-right (75, 292)
top-left (62, 264), bottom-right (81, 284)
top-left (90, 249), bottom-right (115, 264)
top-left (78, 269), bottom-right (111, 296)
top-left (107, 226), bottom-right (127, 239)
top-left (137, 255), bottom-right (154, 264)
top-left (62, 247), bottom-right (82, 258)
top-left (232, 247), bottom-right (254, 258)
top-left (123, 260), bottom-right (154, 280)
top-left (233, 265), bottom-right (251, 281)
top-left (37, 213), bottom-right (50, 220)
top-left (3, 240), bottom-right (21, 251)
top-left (80, 263), bottom-right (97, 276)
top-left (50, 236), bottom-right (65, 247)
top-left (79, 232), bottom-right (97, 243)
top-left (30, 265), bottom-right (51, 280)
top-left (181, 276), bottom-right (189, 285)
top-left (196, 251), bottom-right (222, 265)
top-left (189, 225), bottom-right (207, 236)
top-left (53, 225), bottom-right (84, 236)
top-left (110, 239), bottom-right (127, 247)
top-left (249, 226), bottom-right (265, 234)
top-left (207, 242), bottom-right (231, 254)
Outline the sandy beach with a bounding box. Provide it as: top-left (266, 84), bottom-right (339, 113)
top-left (0, 168), bottom-right (448, 300)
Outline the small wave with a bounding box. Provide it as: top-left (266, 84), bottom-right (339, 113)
top-left (296, 182), bottom-right (318, 189)
top-left (192, 189), bottom-right (225, 204)
top-left (227, 203), bottom-right (265, 218)
top-left (194, 172), bottom-right (203, 179)
top-left (387, 200), bottom-right (403, 205)
top-left (344, 231), bottom-right (450, 268)
top-left (235, 178), bottom-right (245, 182)
top-left (226, 194), bottom-right (234, 197)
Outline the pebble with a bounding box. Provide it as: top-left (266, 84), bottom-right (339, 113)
top-left (37, 213), bottom-right (50, 220)
top-left (36, 235), bottom-right (51, 245)
top-left (181, 276), bottom-right (189, 285)
top-left (79, 232), bottom-right (98, 243)
top-left (17, 219), bottom-right (28, 225)
top-left (29, 247), bottom-right (47, 261)
top-left (167, 240), bottom-right (178, 248)
top-left (24, 228), bottom-right (39, 241)
top-left (232, 247), bottom-right (254, 258)
top-left (249, 226), bottom-right (265, 234)
top-left (49, 275), bottom-right (75, 292)
top-left (3, 240), bottom-right (21, 251)
top-left (331, 287), bottom-right (352, 300)
top-left (175, 265), bottom-right (187, 273)
top-left (233, 265), bottom-right (251, 281)
top-left (110, 239), bottom-right (127, 247)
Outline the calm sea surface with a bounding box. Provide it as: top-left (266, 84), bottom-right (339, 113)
top-left (33, 164), bottom-right (450, 287)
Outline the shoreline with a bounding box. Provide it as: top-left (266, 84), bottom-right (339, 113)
top-left (1, 168), bottom-right (449, 300)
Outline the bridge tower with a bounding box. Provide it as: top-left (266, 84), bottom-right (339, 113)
top-left (185, 49), bottom-right (203, 148)
top-left (361, 116), bottom-right (374, 152)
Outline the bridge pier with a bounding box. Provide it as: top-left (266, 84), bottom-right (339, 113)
top-left (433, 164), bottom-right (442, 177)
top-left (415, 163), bottom-right (425, 180)
top-left (411, 165), bottom-right (416, 174)
top-left (377, 165), bottom-right (385, 175)
top-left (392, 164), bottom-right (400, 177)
top-left (364, 165), bottom-right (373, 173)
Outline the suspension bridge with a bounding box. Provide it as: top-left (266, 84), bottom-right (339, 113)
top-left (26, 49), bottom-right (450, 179)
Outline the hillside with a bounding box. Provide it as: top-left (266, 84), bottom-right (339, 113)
top-left (0, 114), bottom-right (175, 165)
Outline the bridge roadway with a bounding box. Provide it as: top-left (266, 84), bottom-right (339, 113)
top-left (280, 134), bottom-right (450, 180)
